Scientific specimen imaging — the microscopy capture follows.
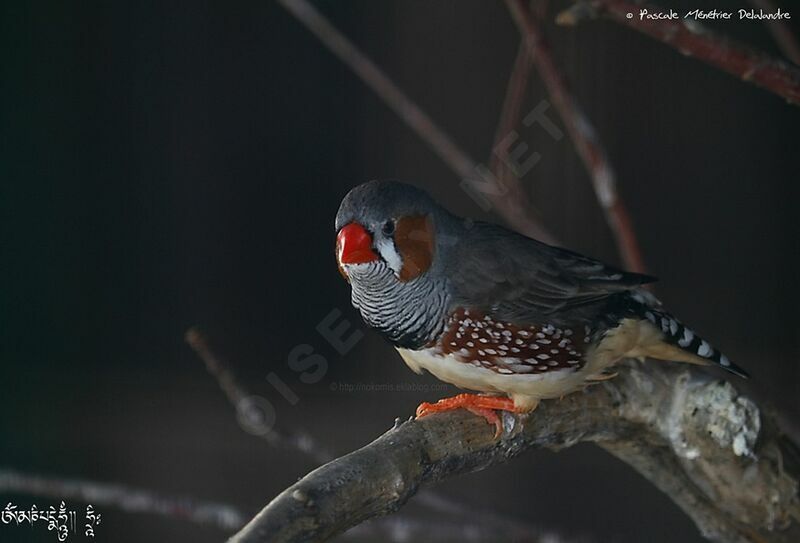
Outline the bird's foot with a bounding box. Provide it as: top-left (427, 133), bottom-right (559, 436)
top-left (415, 393), bottom-right (521, 438)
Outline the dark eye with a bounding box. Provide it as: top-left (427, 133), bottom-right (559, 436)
top-left (381, 220), bottom-right (395, 236)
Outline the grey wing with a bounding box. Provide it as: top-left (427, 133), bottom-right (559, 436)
top-left (446, 222), bottom-right (655, 324)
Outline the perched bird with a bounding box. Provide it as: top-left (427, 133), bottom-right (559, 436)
top-left (335, 180), bottom-right (747, 435)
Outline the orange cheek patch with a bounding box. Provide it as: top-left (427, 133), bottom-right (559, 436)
top-left (395, 215), bottom-right (435, 282)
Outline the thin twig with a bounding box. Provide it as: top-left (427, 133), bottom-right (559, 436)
top-left (228, 362), bottom-right (800, 543)
top-left (490, 41), bottom-right (533, 191)
top-left (185, 328), bottom-right (334, 464)
top-left (0, 468), bottom-right (249, 532)
top-left (276, 0), bottom-right (556, 244)
top-left (748, 0), bottom-right (800, 65)
top-left (489, 40), bottom-right (557, 244)
top-left (556, 0), bottom-right (800, 105)
top-left (506, 0), bottom-right (647, 273)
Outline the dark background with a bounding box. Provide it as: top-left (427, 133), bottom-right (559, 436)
top-left (2, 1), bottom-right (798, 541)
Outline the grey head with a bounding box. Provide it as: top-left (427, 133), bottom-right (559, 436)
top-left (334, 180), bottom-right (459, 349)
top-left (335, 180), bottom-right (458, 238)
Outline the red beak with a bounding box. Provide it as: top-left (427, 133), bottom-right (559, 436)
top-left (337, 223), bottom-right (379, 265)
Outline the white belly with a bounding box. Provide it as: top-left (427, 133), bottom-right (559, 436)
top-left (397, 347), bottom-right (593, 410)
top-left (396, 318), bottom-right (655, 410)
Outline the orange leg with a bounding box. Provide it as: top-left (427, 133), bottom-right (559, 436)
top-left (416, 393), bottom-right (522, 437)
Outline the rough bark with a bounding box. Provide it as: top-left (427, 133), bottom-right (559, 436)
top-left (229, 362), bottom-right (800, 543)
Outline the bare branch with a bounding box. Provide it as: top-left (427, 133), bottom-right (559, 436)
top-left (0, 468), bottom-right (249, 531)
top-left (556, 0), bottom-right (800, 105)
top-left (506, 0), bottom-right (647, 273)
top-left (228, 362), bottom-right (800, 543)
top-left (276, 0), bottom-right (556, 243)
top-left (748, 0), bottom-right (800, 65)
top-left (186, 328), bottom-right (559, 541)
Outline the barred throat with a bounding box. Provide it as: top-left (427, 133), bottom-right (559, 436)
top-left (347, 262), bottom-right (450, 349)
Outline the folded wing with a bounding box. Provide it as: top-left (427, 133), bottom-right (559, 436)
top-left (447, 222), bottom-right (655, 324)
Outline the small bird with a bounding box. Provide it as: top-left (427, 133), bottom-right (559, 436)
top-left (335, 180), bottom-right (747, 435)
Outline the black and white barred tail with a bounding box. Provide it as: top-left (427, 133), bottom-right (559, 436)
top-left (629, 292), bottom-right (749, 378)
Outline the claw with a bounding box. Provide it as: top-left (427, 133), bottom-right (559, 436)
top-left (465, 406), bottom-right (503, 438)
top-left (587, 371), bottom-right (619, 382)
top-left (415, 393), bottom-right (522, 438)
